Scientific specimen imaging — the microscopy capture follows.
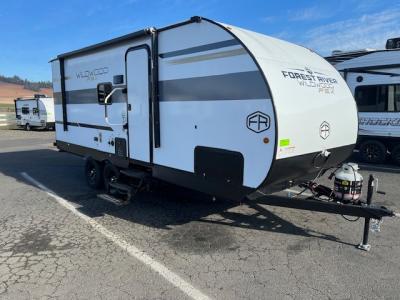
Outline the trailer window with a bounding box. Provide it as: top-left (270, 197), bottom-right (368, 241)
top-left (355, 84), bottom-right (400, 112)
top-left (21, 107), bottom-right (29, 114)
top-left (395, 85), bottom-right (400, 111)
top-left (33, 108), bottom-right (39, 115)
top-left (97, 83), bottom-right (113, 105)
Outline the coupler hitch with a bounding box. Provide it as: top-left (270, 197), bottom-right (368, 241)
top-left (255, 169), bottom-right (398, 251)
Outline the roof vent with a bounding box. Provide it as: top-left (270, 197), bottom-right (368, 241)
top-left (386, 38), bottom-right (400, 49)
top-left (331, 49), bottom-right (375, 56)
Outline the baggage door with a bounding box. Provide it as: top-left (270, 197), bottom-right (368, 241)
top-left (126, 45), bottom-right (151, 163)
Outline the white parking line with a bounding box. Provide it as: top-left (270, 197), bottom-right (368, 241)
top-left (21, 172), bottom-right (211, 300)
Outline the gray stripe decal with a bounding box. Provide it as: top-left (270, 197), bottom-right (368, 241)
top-left (55, 120), bottom-right (113, 131)
top-left (54, 89), bottom-right (126, 105)
top-left (169, 48), bottom-right (247, 65)
top-left (54, 71), bottom-right (269, 104)
top-left (159, 71), bottom-right (270, 101)
top-left (159, 39), bottom-right (240, 59)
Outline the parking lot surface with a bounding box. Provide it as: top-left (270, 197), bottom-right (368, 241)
top-left (0, 129), bottom-right (399, 299)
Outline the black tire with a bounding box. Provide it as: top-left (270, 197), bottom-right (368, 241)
top-left (359, 140), bottom-right (386, 164)
top-left (103, 163), bottom-right (120, 192)
top-left (84, 158), bottom-right (103, 189)
top-left (25, 123), bottom-right (31, 131)
top-left (391, 145), bottom-right (400, 166)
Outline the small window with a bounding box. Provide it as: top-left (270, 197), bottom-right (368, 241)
top-left (394, 85), bottom-right (400, 111)
top-left (97, 83), bottom-right (113, 105)
top-left (22, 107), bottom-right (30, 114)
top-left (355, 84), bottom-right (400, 112)
top-left (33, 108), bottom-right (39, 115)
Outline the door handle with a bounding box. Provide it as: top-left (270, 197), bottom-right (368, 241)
top-left (127, 104), bottom-right (132, 111)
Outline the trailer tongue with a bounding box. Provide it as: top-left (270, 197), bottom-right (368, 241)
top-left (249, 164), bottom-right (398, 251)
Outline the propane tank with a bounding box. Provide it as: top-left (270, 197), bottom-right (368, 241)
top-left (333, 163), bottom-right (363, 201)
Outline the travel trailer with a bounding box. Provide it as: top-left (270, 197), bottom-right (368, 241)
top-left (328, 38), bottom-right (400, 165)
top-left (51, 16), bottom-right (358, 200)
top-left (15, 94), bottom-right (55, 130)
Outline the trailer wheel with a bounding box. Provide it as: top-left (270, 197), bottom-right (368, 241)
top-left (84, 158), bottom-right (103, 189)
top-left (103, 163), bottom-right (120, 192)
top-left (391, 145), bottom-right (400, 166)
top-left (25, 123), bottom-right (31, 131)
top-left (359, 140), bottom-right (386, 164)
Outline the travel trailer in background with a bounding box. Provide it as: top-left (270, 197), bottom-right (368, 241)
top-left (327, 37), bottom-right (400, 165)
top-left (15, 94), bottom-right (55, 130)
top-left (51, 16), bottom-right (358, 200)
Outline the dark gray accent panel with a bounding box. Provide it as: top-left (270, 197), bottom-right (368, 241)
top-left (55, 121), bottom-right (113, 131)
top-left (159, 39), bottom-right (240, 58)
top-left (258, 144), bottom-right (355, 195)
top-left (56, 140), bottom-right (129, 168)
top-left (194, 146), bottom-right (244, 185)
top-left (153, 165), bottom-right (254, 200)
top-left (60, 58), bottom-right (68, 131)
top-left (54, 89), bottom-right (126, 105)
top-left (54, 94), bottom-right (61, 104)
top-left (159, 71), bottom-right (270, 101)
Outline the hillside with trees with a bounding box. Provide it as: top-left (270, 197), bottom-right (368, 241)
top-left (0, 74), bottom-right (53, 105)
top-left (0, 74), bottom-right (52, 92)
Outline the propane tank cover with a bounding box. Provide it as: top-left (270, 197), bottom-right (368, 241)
top-left (334, 163), bottom-right (363, 201)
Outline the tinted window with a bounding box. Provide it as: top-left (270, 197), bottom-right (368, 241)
top-left (394, 85), bottom-right (400, 111)
top-left (355, 84), bottom-right (400, 112)
top-left (97, 83), bottom-right (113, 105)
top-left (22, 107), bottom-right (29, 114)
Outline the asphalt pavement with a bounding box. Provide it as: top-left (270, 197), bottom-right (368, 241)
top-left (0, 129), bottom-right (399, 299)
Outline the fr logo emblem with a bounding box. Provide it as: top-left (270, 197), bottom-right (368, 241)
top-left (319, 121), bottom-right (330, 139)
top-left (247, 111), bottom-right (270, 133)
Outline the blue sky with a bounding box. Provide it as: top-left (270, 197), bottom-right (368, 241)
top-left (1, 0), bottom-right (399, 81)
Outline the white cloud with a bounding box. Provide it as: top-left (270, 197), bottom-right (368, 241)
top-left (289, 6), bottom-right (333, 21)
top-left (301, 8), bottom-right (400, 55)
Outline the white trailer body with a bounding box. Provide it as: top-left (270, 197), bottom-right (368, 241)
top-left (51, 17), bottom-right (357, 199)
top-left (15, 96), bottom-right (55, 130)
top-left (334, 49), bottom-right (400, 164)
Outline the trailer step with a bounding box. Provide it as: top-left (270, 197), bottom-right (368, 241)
top-left (120, 168), bottom-right (149, 179)
top-left (108, 182), bottom-right (132, 193)
top-left (97, 193), bottom-right (129, 206)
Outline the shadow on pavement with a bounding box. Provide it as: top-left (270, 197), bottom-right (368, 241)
top-left (0, 148), bottom-right (351, 246)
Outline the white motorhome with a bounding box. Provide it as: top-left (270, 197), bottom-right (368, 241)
top-left (15, 94), bottom-right (55, 130)
top-left (328, 38), bottom-right (400, 165)
top-left (51, 16), bottom-right (358, 200)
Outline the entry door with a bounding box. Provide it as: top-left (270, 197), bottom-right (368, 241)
top-left (126, 46), bottom-right (151, 162)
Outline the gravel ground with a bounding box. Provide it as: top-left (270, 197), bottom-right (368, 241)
top-left (0, 129), bottom-right (399, 299)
